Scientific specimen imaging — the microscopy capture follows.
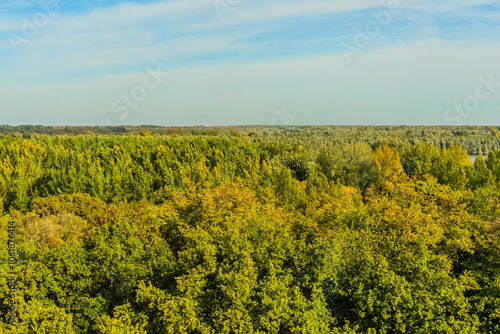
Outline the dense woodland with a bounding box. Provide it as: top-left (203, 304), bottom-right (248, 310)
top-left (3, 125), bottom-right (500, 155)
top-left (0, 128), bottom-right (500, 333)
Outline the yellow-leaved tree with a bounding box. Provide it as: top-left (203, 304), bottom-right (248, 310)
top-left (373, 146), bottom-right (404, 190)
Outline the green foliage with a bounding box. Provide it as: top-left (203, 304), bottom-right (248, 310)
top-left (0, 134), bottom-right (499, 332)
top-left (467, 156), bottom-right (494, 190)
top-left (316, 142), bottom-right (374, 191)
top-left (402, 143), bottom-right (440, 179)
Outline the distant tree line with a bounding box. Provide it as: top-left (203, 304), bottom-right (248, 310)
top-left (2, 125), bottom-right (500, 155)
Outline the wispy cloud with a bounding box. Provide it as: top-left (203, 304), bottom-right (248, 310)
top-left (0, 0), bottom-right (499, 125)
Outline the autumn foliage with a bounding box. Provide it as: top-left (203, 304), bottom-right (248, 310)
top-left (0, 133), bottom-right (499, 333)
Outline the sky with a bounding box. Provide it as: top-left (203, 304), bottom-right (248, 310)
top-left (1, 0), bottom-right (500, 126)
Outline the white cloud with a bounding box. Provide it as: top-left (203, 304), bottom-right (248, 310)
top-left (1, 38), bottom-right (499, 125)
top-left (0, 0), bottom-right (499, 125)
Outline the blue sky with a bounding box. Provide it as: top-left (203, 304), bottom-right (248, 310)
top-left (1, 0), bottom-right (500, 126)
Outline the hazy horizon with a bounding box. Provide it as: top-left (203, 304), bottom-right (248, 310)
top-left (1, 0), bottom-right (500, 126)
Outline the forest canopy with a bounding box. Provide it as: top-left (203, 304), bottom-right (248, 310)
top-left (0, 128), bottom-right (499, 333)
top-left (2, 124), bottom-right (500, 155)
